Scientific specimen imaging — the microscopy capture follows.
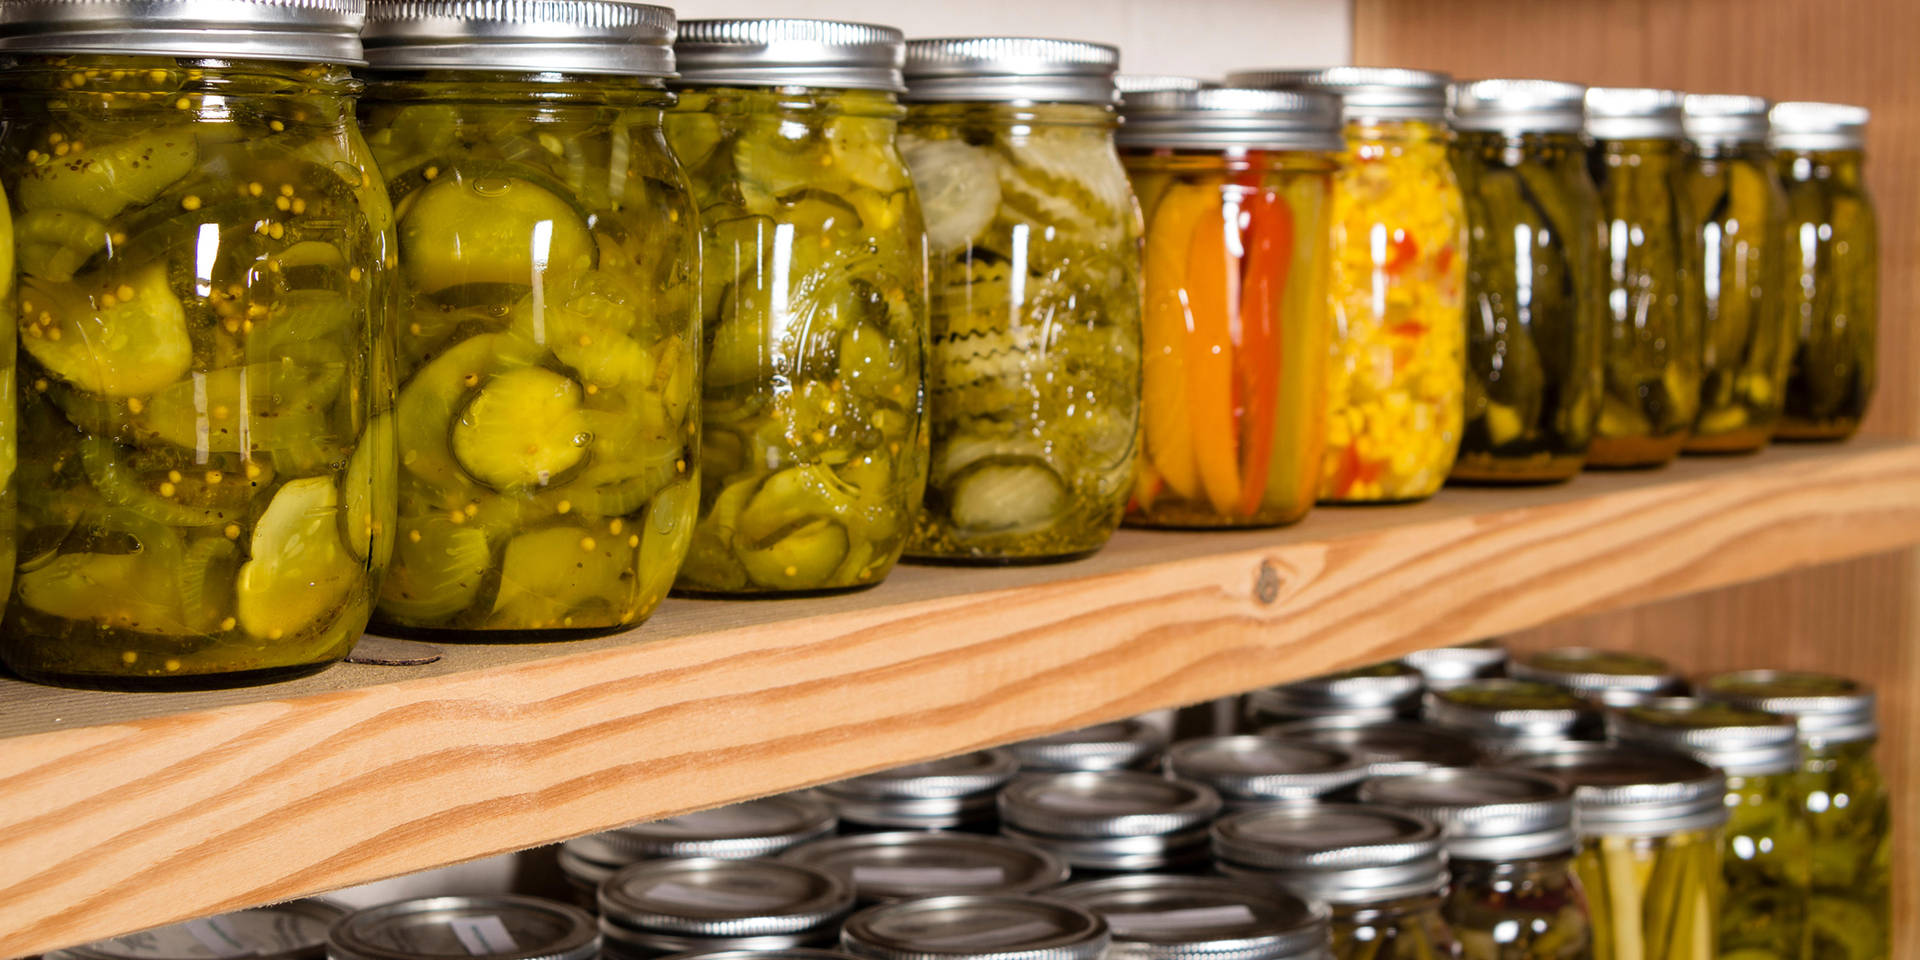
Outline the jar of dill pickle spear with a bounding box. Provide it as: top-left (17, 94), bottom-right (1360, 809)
top-left (1359, 767), bottom-right (1592, 960)
top-left (1679, 95), bottom-right (1790, 454)
top-left (669, 20), bottom-right (929, 595)
top-left (898, 38), bottom-right (1141, 563)
top-left (1447, 80), bottom-right (1604, 483)
top-left (1118, 88), bottom-right (1338, 528)
top-left (1769, 103), bottom-right (1878, 441)
top-left (0, 0), bottom-right (394, 688)
top-left (1701, 670), bottom-right (1889, 960)
top-left (1214, 804), bottom-right (1459, 960)
top-left (1610, 698), bottom-right (1812, 960)
top-left (1506, 743), bottom-right (1726, 960)
top-left (360, 0), bottom-right (698, 638)
top-left (1229, 67), bottom-right (1466, 504)
top-left (1583, 88), bottom-right (1703, 468)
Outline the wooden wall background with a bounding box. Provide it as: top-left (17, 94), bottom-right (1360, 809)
top-left (1354, 0), bottom-right (1918, 947)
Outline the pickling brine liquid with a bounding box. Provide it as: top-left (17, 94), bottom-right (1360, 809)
top-left (0, 56), bottom-right (394, 688)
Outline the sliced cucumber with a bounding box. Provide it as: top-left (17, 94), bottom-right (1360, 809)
top-left (19, 552), bottom-right (202, 636)
top-left (734, 465), bottom-right (858, 590)
top-left (15, 208), bottom-right (110, 282)
top-left (739, 518), bottom-right (846, 590)
top-left (141, 358), bottom-right (345, 455)
top-left (900, 137), bottom-right (1001, 254)
top-left (235, 476), bottom-right (359, 640)
top-left (399, 174), bottom-right (594, 297)
top-left (947, 457), bottom-right (1067, 537)
top-left (665, 111), bottom-right (724, 170)
top-left (177, 537), bottom-right (240, 634)
top-left (489, 524), bottom-right (632, 629)
top-left (378, 512), bottom-right (491, 622)
top-left (450, 366), bottom-right (589, 491)
top-left (17, 128), bottom-right (197, 220)
top-left (342, 414), bottom-right (395, 564)
top-left (635, 478), bottom-right (697, 608)
top-left (394, 332), bottom-right (541, 491)
top-left (22, 262), bottom-right (191, 397)
top-left (79, 436), bottom-right (241, 527)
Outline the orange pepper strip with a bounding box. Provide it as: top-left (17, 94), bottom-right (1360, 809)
top-left (1141, 183), bottom-right (1213, 502)
top-left (1236, 188), bottom-right (1294, 517)
top-left (1185, 193), bottom-right (1241, 516)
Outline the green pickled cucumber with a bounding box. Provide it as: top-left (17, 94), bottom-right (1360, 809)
top-left (636, 478), bottom-right (695, 604)
top-left (20, 262), bottom-right (191, 397)
top-left (734, 465), bottom-right (858, 590)
top-left (20, 551), bottom-right (202, 636)
top-left (343, 414), bottom-right (394, 564)
top-left (399, 175), bottom-right (594, 296)
top-left (899, 137), bottom-right (1001, 254)
top-left (379, 513), bottom-right (492, 621)
top-left (234, 476), bottom-right (358, 640)
top-left (17, 128), bottom-right (197, 220)
top-left (141, 358), bottom-right (345, 455)
top-left (79, 436), bottom-right (242, 527)
top-left (14, 208), bottom-right (110, 282)
top-left (489, 524), bottom-right (632, 628)
top-left (946, 457), bottom-right (1067, 537)
top-left (450, 366), bottom-right (589, 491)
top-left (395, 332), bottom-right (542, 491)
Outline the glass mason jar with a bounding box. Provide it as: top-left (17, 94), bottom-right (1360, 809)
top-left (1610, 698), bottom-right (1812, 959)
top-left (1118, 88), bottom-right (1335, 529)
top-left (1214, 804), bottom-right (1459, 960)
top-left (668, 20), bottom-right (929, 595)
top-left (1583, 88), bottom-right (1703, 469)
top-left (1506, 743), bottom-right (1727, 960)
top-left (840, 896), bottom-right (1110, 960)
top-left (1447, 80), bottom-right (1604, 483)
top-left (1702, 670), bottom-right (1890, 960)
top-left (359, 2), bottom-right (698, 639)
top-left (1769, 103), bottom-right (1878, 441)
top-left (1508, 646), bottom-right (1685, 708)
top-left (1230, 67), bottom-right (1466, 503)
top-left (0, 3), bottom-right (394, 688)
top-left (1056, 874), bottom-right (1335, 960)
top-left (898, 39), bottom-right (1142, 563)
top-left (1679, 95), bottom-right (1790, 454)
top-left (1359, 767), bottom-right (1593, 960)
top-left (0, 186), bottom-right (15, 629)
top-left (1262, 716), bottom-right (1482, 781)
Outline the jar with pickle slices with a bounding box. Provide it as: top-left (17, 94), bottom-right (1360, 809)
top-left (1584, 88), bottom-right (1703, 468)
top-left (669, 20), bottom-right (929, 594)
top-left (360, 0), bottom-right (698, 639)
top-left (1119, 89), bottom-right (1338, 527)
top-left (1230, 67), bottom-right (1465, 503)
top-left (1702, 670), bottom-right (1889, 960)
top-left (898, 38), bottom-right (1142, 563)
top-left (1506, 743), bottom-right (1727, 960)
top-left (1359, 767), bottom-right (1593, 959)
top-left (1769, 103), bottom-right (1878, 441)
top-left (1447, 80), bottom-right (1604, 483)
top-left (1610, 698), bottom-right (1812, 960)
top-left (1680, 95), bottom-right (1790, 454)
top-left (0, 0), bottom-right (394, 688)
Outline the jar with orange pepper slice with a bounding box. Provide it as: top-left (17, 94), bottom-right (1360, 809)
top-left (1118, 88), bottom-right (1339, 528)
top-left (1232, 68), bottom-right (1466, 504)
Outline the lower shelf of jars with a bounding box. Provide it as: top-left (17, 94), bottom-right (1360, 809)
top-left (3, 437), bottom-right (1919, 958)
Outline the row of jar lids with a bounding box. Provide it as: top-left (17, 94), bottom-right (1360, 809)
top-left (0, 3), bottom-right (1868, 151)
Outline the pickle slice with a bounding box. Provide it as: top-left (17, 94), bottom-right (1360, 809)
top-left (450, 366), bottom-right (589, 491)
top-left (379, 513), bottom-right (491, 622)
top-left (235, 476), bottom-right (359, 640)
top-left (17, 128), bottom-right (197, 221)
top-left (15, 208), bottom-right (110, 282)
top-left (21, 262), bottom-right (191, 398)
top-left (342, 414), bottom-right (394, 564)
top-left (20, 552), bottom-right (202, 637)
top-left (900, 137), bottom-right (1001, 254)
top-left (947, 457), bottom-right (1067, 537)
top-left (400, 175), bottom-right (595, 296)
top-left (395, 332), bottom-right (542, 491)
top-left (489, 524), bottom-right (632, 629)
top-left (636, 478), bottom-right (695, 604)
top-left (141, 359), bottom-right (345, 455)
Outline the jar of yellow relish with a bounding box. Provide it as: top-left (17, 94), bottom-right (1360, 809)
top-left (1231, 68), bottom-right (1465, 503)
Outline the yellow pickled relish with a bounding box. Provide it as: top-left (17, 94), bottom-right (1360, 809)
top-left (1319, 119), bottom-right (1466, 503)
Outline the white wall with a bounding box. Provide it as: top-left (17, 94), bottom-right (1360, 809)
top-left (670, 0), bottom-right (1353, 79)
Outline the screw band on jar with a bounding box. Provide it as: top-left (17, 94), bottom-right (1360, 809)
top-left (820, 750), bottom-right (1020, 830)
top-left (1165, 735), bottom-right (1368, 808)
top-left (1212, 803), bottom-right (1451, 906)
top-left (0, 0), bottom-right (367, 64)
top-left (1260, 717), bottom-right (1482, 779)
top-left (840, 895), bottom-right (1111, 960)
top-left (1054, 875), bottom-right (1333, 960)
top-left (598, 859), bottom-right (854, 959)
top-left (1243, 662), bottom-right (1426, 725)
top-left (1400, 641), bottom-right (1509, 690)
top-left (997, 770), bottom-right (1222, 871)
top-left (1421, 679), bottom-right (1604, 753)
top-left (560, 793), bottom-right (839, 892)
top-left (1007, 719), bottom-right (1168, 773)
top-left (783, 831), bottom-right (1070, 903)
top-left (1509, 647), bottom-right (1686, 708)
top-left (329, 896), bottom-right (601, 960)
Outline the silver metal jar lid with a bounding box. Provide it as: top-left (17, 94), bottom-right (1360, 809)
top-left (841, 896), bottom-right (1109, 960)
top-left (663, 951), bottom-right (866, 960)
top-left (1449, 79), bottom-right (1587, 134)
top-left (1401, 641), bottom-right (1510, 690)
top-left (1608, 698), bottom-right (1800, 776)
top-left (820, 750), bottom-right (1020, 829)
top-left (1054, 875), bottom-right (1332, 960)
top-left (598, 858), bottom-right (853, 939)
top-left (328, 896), bottom-right (598, 960)
top-left (1117, 88), bottom-right (1344, 152)
top-left (999, 771), bottom-right (1220, 838)
top-left (1422, 679), bottom-right (1603, 748)
top-left (1115, 75), bottom-right (1211, 95)
top-left (674, 19), bottom-right (905, 93)
top-left (1682, 94), bottom-right (1771, 147)
top-left (1211, 805), bottom-right (1449, 906)
top-left (782, 831), bottom-right (1069, 903)
top-left (0, 0), bottom-right (366, 65)
top-left (1225, 67), bottom-right (1450, 122)
top-left (1768, 101), bottom-right (1870, 152)
top-left (1698, 669), bottom-right (1879, 745)
top-left (1259, 717), bottom-right (1482, 778)
top-left (1164, 736), bottom-right (1367, 806)
top-left (1356, 768), bottom-right (1576, 862)
top-left (1508, 649), bottom-right (1685, 708)
top-left (903, 37), bottom-right (1118, 105)
top-left (1245, 663), bottom-right (1426, 724)
top-left (1009, 719), bottom-right (1168, 772)
top-left (362, 0), bottom-right (674, 77)
top-left (563, 793), bottom-right (838, 870)
top-left (1584, 87), bottom-right (1685, 140)
top-left (54, 900), bottom-right (345, 960)
top-left (1504, 742), bottom-right (1729, 837)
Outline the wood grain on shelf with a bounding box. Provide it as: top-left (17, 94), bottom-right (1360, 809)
top-left (1354, 0), bottom-right (1920, 949)
top-left (3, 442), bottom-right (1920, 957)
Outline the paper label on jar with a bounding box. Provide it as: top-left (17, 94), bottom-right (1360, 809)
top-left (1103, 906), bottom-right (1259, 935)
top-left (183, 916), bottom-right (256, 958)
top-left (849, 866), bottom-right (1007, 886)
top-left (448, 916), bottom-right (519, 955)
top-left (643, 881), bottom-right (791, 911)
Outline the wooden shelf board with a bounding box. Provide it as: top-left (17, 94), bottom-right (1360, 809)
top-left (5, 439), bottom-right (1920, 956)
